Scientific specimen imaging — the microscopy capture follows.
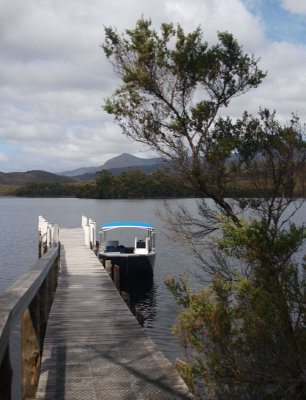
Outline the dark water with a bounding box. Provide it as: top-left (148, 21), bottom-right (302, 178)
top-left (0, 197), bottom-right (202, 365)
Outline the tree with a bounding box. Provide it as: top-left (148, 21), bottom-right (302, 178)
top-left (103, 17), bottom-right (266, 222)
top-left (95, 169), bottom-right (114, 198)
top-left (102, 18), bottom-right (306, 399)
top-left (167, 217), bottom-right (305, 399)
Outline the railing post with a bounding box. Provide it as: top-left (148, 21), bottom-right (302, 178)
top-left (38, 216), bottom-right (47, 258)
top-left (91, 221), bottom-right (96, 251)
top-left (105, 260), bottom-right (112, 275)
top-left (21, 301), bottom-right (41, 399)
top-left (113, 265), bottom-right (120, 291)
top-left (38, 216), bottom-right (42, 258)
top-left (84, 224), bottom-right (90, 248)
top-left (82, 216), bottom-right (88, 229)
top-left (41, 219), bottom-right (48, 256)
top-left (136, 310), bottom-right (145, 328)
top-left (88, 219), bottom-right (93, 249)
top-left (52, 224), bottom-right (59, 248)
top-left (83, 216), bottom-right (97, 251)
top-left (47, 225), bottom-right (52, 250)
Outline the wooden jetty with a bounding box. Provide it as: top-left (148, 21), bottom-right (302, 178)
top-left (0, 218), bottom-right (193, 399)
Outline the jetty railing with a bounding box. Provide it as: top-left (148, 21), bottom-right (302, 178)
top-left (0, 217), bottom-right (60, 400)
top-left (82, 215), bottom-right (97, 251)
top-left (38, 216), bottom-right (59, 258)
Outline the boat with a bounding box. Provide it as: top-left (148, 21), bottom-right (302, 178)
top-left (98, 222), bottom-right (156, 280)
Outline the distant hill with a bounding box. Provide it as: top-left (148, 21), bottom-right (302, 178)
top-left (73, 164), bottom-right (166, 181)
top-left (0, 154), bottom-right (167, 186)
top-left (60, 153), bottom-right (166, 180)
top-left (0, 170), bottom-right (75, 186)
top-left (57, 166), bottom-right (98, 177)
top-left (102, 153), bottom-right (163, 169)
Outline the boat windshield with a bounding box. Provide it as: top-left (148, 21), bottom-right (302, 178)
top-left (100, 222), bottom-right (154, 231)
top-left (99, 222), bottom-right (155, 253)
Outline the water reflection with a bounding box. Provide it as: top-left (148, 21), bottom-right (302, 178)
top-left (124, 275), bottom-right (158, 325)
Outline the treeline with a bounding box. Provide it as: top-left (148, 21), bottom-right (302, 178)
top-left (14, 182), bottom-right (80, 197)
top-left (93, 169), bottom-right (199, 198)
top-left (14, 169), bottom-right (200, 198)
top-left (14, 168), bottom-right (305, 199)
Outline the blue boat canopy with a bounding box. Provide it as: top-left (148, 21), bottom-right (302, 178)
top-left (100, 222), bottom-right (154, 231)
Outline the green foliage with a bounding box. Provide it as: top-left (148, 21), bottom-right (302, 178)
top-left (176, 359), bottom-right (196, 392)
top-left (214, 216), bottom-right (305, 269)
top-left (14, 182), bottom-right (78, 197)
top-left (166, 218), bottom-right (306, 399)
top-left (75, 183), bottom-right (96, 198)
top-left (95, 169), bottom-right (114, 198)
top-left (93, 168), bottom-right (200, 199)
top-left (14, 167), bottom-right (302, 199)
top-left (13, 169), bottom-right (200, 199)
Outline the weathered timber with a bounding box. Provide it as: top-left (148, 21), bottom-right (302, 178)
top-left (136, 309), bottom-right (145, 328)
top-left (113, 264), bottom-right (120, 291)
top-left (0, 245), bottom-right (60, 400)
top-left (36, 227), bottom-right (193, 399)
top-left (105, 259), bottom-right (112, 275)
top-left (21, 307), bottom-right (40, 399)
top-left (121, 291), bottom-right (130, 307)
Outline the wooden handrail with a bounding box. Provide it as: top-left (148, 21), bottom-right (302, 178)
top-left (0, 245), bottom-right (60, 399)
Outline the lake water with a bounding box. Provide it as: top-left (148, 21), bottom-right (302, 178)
top-left (0, 196), bottom-right (203, 365)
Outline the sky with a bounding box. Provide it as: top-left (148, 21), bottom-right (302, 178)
top-left (0, 0), bottom-right (305, 173)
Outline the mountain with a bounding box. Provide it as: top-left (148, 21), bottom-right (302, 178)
top-left (72, 164), bottom-right (166, 181)
top-left (0, 154), bottom-right (167, 186)
top-left (0, 170), bottom-right (75, 186)
top-left (59, 153), bottom-right (166, 179)
top-left (101, 153), bottom-right (163, 169)
top-left (58, 166), bottom-right (98, 177)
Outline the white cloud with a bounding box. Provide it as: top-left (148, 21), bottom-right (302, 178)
top-left (281, 0), bottom-right (306, 15)
top-left (224, 40), bottom-right (306, 123)
top-left (0, 0), bottom-right (305, 173)
top-left (165, 0), bottom-right (264, 50)
top-left (0, 152), bottom-right (9, 162)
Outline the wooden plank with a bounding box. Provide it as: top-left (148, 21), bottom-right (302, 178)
top-left (36, 228), bottom-right (193, 399)
top-left (21, 306), bottom-right (41, 399)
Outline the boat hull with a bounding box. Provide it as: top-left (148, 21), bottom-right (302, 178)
top-left (99, 253), bottom-right (156, 281)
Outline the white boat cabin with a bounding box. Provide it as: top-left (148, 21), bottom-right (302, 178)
top-left (99, 222), bottom-right (156, 256)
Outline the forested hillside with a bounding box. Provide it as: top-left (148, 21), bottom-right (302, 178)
top-left (14, 169), bottom-right (200, 198)
top-left (13, 166), bottom-right (304, 199)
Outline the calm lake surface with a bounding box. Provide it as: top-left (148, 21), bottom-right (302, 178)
top-left (0, 197), bottom-right (204, 365)
top-left (1, 196), bottom-right (305, 378)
